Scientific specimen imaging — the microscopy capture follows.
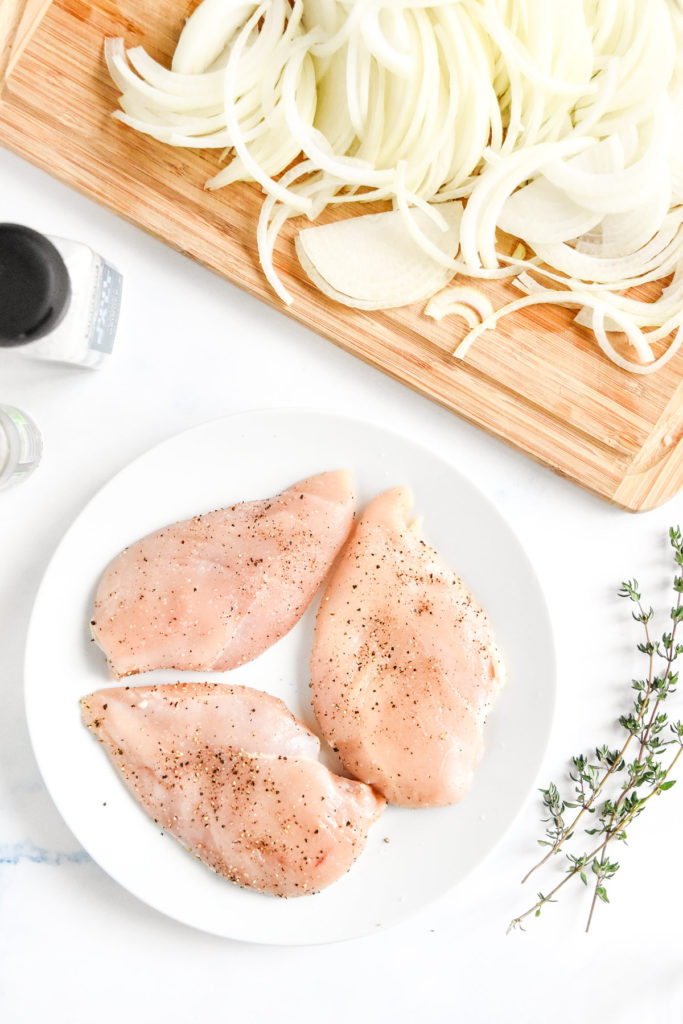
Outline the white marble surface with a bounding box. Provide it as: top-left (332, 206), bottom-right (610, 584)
top-left (1, 147), bottom-right (682, 1022)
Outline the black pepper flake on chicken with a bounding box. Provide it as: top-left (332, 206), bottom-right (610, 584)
top-left (90, 471), bottom-right (355, 679)
top-left (81, 682), bottom-right (384, 897)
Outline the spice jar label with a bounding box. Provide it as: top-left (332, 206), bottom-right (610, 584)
top-left (89, 264), bottom-right (123, 355)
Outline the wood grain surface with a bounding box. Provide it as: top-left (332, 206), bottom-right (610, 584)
top-left (1, 0), bottom-right (682, 511)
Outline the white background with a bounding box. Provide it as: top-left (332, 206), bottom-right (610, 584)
top-left (1, 145), bottom-right (682, 1022)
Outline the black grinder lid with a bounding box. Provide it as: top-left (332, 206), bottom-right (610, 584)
top-left (0, 224), bottom-right (71, 346)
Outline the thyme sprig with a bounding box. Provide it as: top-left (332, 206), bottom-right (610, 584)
top-left (509, 526), bottom-right (683, 934)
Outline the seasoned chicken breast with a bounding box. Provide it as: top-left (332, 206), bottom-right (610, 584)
top-left (91, 470), bottom-right (354, 678)
top-left (310, 487), bottom-right (504, 808)
top-left (81, 683), bottom-right (385, 896)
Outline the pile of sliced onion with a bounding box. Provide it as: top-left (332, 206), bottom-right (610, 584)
top-left (105, 0), bottom-right (683, 375)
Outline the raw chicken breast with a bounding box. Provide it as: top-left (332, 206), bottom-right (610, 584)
top-left (310, 487), bottom-right (504, 808)
top-left (91, 470), bottom-right (354, 678)
top-left (81, 683), bottom-right (385, 896)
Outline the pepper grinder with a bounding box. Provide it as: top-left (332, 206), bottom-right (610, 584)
top-left (0, 223), bottom-right (123, 368)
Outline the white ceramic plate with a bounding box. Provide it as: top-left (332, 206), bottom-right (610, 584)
top-left (25, 409), bottom-right (555, 944)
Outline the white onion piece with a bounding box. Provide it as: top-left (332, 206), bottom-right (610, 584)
top-left (579, 200), bottom-right (673, 262)
top-left (112, 112), bottom-right (232, 148)
top-left (574, 307), bottom-right (626, 335)
top-left (127, 46), bottom-right (226, 100)
top-left (590, 312), bottom-right (682, 375)
top-left (256, 160), bottom-right (322, 305)
top-left (534, 219), bottom-right (682, 286)
top-left (474, 1), bottom-right (593, 98)
top-left (498, 176), bottom-right (602, 244)
top-left (426, 301), bottom-right (480, 329)
top-left (671, 95), bottom-right (683, 202)
top-left (360, 8), bottom-right (412, 77)
top-left (296, 203), bottom-right (463, 309)
top-left (459, 137), bottom-right (592, 269)
top-left (454, 289), bottom-right (661, 368)
top-left (105, 39), bottom-right (222, 114)
top-left (222, 6), bottom-right (313, 213)
top-left (541, 115), bottom-right (670, 214)
top-left (172, 0), bottom-right (256, 74)
top-left (425, 285), bottom-right (494, 322)
top-left (510, 273), bottom-right (540, 295)
top-left (282, 45), bottom-right (395, 188)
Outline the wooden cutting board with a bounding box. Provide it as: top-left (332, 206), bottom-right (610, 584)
top-left (2, 0), bottom-right (682, 511)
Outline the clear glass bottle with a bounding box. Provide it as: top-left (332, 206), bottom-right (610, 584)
top-left (0, 404), bottom-right (42, 490)
top-left (0, 224), bottom-right (123, 368)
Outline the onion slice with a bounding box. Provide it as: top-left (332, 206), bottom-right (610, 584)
top-left (296, 203), bottom-right (463, 309)
top-left (425, 285), bottom-right (494, 323)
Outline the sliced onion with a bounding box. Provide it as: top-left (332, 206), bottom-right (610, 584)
top-left (296, 203), bottom-right (462, 309)
top-left (222, 6), bottom-right (314, 213)
top-left (541, 113), bottom-right (669, 214)
top-left (425, 285), bottom-right (494, 322)
top-left (498, 176), bottom-right (602, 244)
top-left (172, 0), bottom-right (257, 75)
top-left (453, 288), bottom-right (664, 369)
top-left (533, 217), bottom-right (683, 285)
top-left (459, 137), bottom-right (592, 269)
top-left (426, 301), bottom-right (480, 329)
top-left (105, 0), bottom-right (683, 374)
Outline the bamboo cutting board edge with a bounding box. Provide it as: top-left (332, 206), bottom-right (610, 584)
top-left (0, 0), bottom-right (51, 85)
top-left (1, 0), bottom-right (682, 513)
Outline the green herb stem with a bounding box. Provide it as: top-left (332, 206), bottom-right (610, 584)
top-left (509, 526), bottom-right (683, 933)
top-left (520, 605), bottom-right (655, 886)
top-left (510, 744), bottom-right (682, 933)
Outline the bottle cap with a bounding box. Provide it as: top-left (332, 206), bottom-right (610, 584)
top-left (0, 224), bottom-right (71, 346)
